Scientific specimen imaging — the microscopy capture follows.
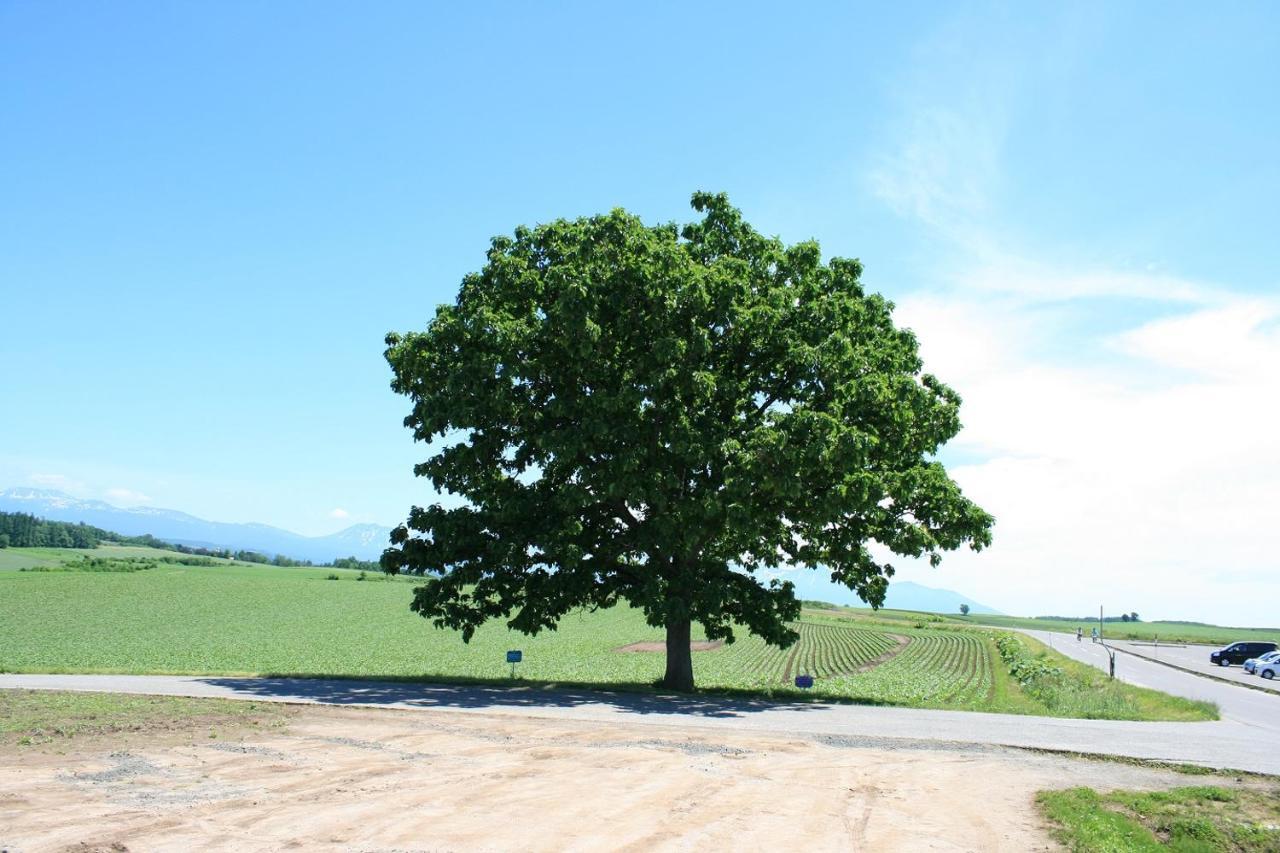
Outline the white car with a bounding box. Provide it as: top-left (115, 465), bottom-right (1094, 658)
top-left (1259, 659), bottom-right (1280, 680)
top-left (1244, 651), bottom-right (1280, 674)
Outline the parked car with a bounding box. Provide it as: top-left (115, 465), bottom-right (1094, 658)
top-left (1260, 660), bottom-right (1280, 680)
top-left (1244, 651), bottom-right (1280, 674)
top-left (1210, 641), bottom-right (1277, 667)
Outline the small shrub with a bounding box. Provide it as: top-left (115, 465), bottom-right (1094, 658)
top-left (325, 573), bottom-right (340, 581)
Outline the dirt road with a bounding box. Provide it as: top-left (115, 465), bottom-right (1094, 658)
top-left (0, 702), bottom-right (1213, 852)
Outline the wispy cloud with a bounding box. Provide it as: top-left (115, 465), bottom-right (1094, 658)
top-left (859, 13), bottom-right (1280, 625)
top-left (328, 508), bottom-right (351, 520)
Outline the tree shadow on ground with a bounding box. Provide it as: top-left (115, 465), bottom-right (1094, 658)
top-left (194, 675), bottom-right (894, 718)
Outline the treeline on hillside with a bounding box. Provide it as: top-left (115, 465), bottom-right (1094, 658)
top-left (1037, 613), bottom-right (1142, 623)
top-left (0, 512), bottom-right (229, 553)
top-left (0, 512), bottom-right (110, 549)
top-left (0, 510), bottom-right (381, 571)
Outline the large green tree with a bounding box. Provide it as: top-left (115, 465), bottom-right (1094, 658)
top-left (382, 192), bottom-right (993, 691)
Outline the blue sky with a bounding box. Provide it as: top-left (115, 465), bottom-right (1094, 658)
top-left (2, 3), bottom-right (1277, 623)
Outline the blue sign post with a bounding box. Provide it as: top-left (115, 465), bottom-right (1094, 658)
top-left (794, 674), bottom-right (814, 689)
top-left (507, 650), bottom-right (523, 678)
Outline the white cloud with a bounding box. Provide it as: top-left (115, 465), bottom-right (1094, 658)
top-left (889, 289), bottom-right (1280, 626)
top-left (959, 254), bottom-right (1219, 305)
top-left (857, 13), bottom-right (1280, 626)
top-left (329, 508), bottom-right (351, 520)
top-left (104, 487), bottom-right (153, 506)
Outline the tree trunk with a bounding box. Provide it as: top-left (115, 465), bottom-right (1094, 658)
top-left (662, 617), bottom-right (694, 691)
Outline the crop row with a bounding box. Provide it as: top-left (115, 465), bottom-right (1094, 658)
top-left (835, 630), bottom-right (994, 705)
top-left (698, 621), bottom-right (900, 687)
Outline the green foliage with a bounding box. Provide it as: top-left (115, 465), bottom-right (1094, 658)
top-left (0, 511), bottom-right (102, 549)
top-left (1038, 786), bottom-right (1280, 852)
top-left (995, 632), bottom-right (1064, 685)
top-left (333, 556), bottom-right (379, 571)
top-left (383, 192), bottom-right (993, 688)
top-left (0, 533), bottom-right (8, 548)
top-left (995, 632), bottom-right (1215, 720)
top-left (21, 556), bottom-right (157, 573)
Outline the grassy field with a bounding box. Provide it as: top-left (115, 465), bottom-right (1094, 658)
top-left (0, 689), bottom-right (286, 746)
top-left (950, 613), bottom-right (1280, 646)
top-left (803, 602), bottom-right (1280, 647)
top-left (0, 547), bottom-right (1214, 720)
top-left (0, 543), bottom-right (263, 571)
top-left (1038, 785), bottom-right (1280, 851)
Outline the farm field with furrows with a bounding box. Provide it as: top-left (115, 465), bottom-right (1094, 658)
top-left (0, 547), bottom-right (1212, 720)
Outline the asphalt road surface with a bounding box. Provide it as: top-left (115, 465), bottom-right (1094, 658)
top-left (4, 665), bottom-right (1279, 776)
top-left (1109, 639), bottom-right (1280, 692)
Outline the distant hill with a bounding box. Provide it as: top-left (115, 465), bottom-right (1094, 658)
top-left (0, 488), bottom-right (391, 563)
top-left (882, 581), bottom-right (1000, 615)
top-left (785, 569), bottom-right (1000, 615)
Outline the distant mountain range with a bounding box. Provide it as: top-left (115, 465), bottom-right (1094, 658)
top-left (785, 570), bottom-right (1001, 615)
top-left (0, 488), bottom-right (392, 563)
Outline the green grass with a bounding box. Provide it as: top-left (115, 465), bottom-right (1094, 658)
top-left (0, 547), bottom-right (66, 570)
top-left (1001, 633), bottom-right (1215, 722)
top-left (0, 557), bottom-right (1215, 719)
top-left (800, 601), bottom-right (1279, 647)
top-left (0, 543), bottom-right (262, 571)
top-left (1038, 786), bottom-right (1280, 851)
top-left (0, 689), bottom-right (285, 745)
top-left (945, 613), bottom-right (1280, 647)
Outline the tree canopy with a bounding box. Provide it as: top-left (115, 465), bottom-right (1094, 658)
top-left (382, 192), bottom-right (993, 690)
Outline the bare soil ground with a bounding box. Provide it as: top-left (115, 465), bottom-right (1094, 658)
top-left (0, 702), bottom-right (1226, 852)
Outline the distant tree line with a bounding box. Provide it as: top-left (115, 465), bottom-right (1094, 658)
top-left (0, 510), bottom-right (380, 570)
top-left (1037, 613), bottom-right (1141, 623)
top-left (0, 512), bottom-right (108, 549)
top-left (332, 556), bottom-right (378, 571)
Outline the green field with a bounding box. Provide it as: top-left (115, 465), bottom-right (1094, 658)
top-left (0, 544), bottom-right (261, 571)
top-left (796, 600), bottom-right (1280, 647)
top-left (947, 613), bottom-right (1280, 646)
top-left (0, 547), bottom-right (1213, 720)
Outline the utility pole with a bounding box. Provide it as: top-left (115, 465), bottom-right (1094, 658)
top-left (1100, 605), bottom-right (1116, 679)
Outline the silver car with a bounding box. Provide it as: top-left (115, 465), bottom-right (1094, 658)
top-left (1244, 650), bottom-right (1280, 674)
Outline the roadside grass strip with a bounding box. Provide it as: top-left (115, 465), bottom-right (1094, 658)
top-left (1038, 785), bottom-right (1280, 852)
top-left (999, 633), bottom-right (1217, 722)
top-left (0, 689), bottom-right (286, 746)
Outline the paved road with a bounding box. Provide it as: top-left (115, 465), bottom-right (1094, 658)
top-left (1023, 630), bottom-right (1278, 730)
top-left (1109, 640), bottom-right (1280, 692)
top-left (4, 671), bottom-right (1279, 776)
